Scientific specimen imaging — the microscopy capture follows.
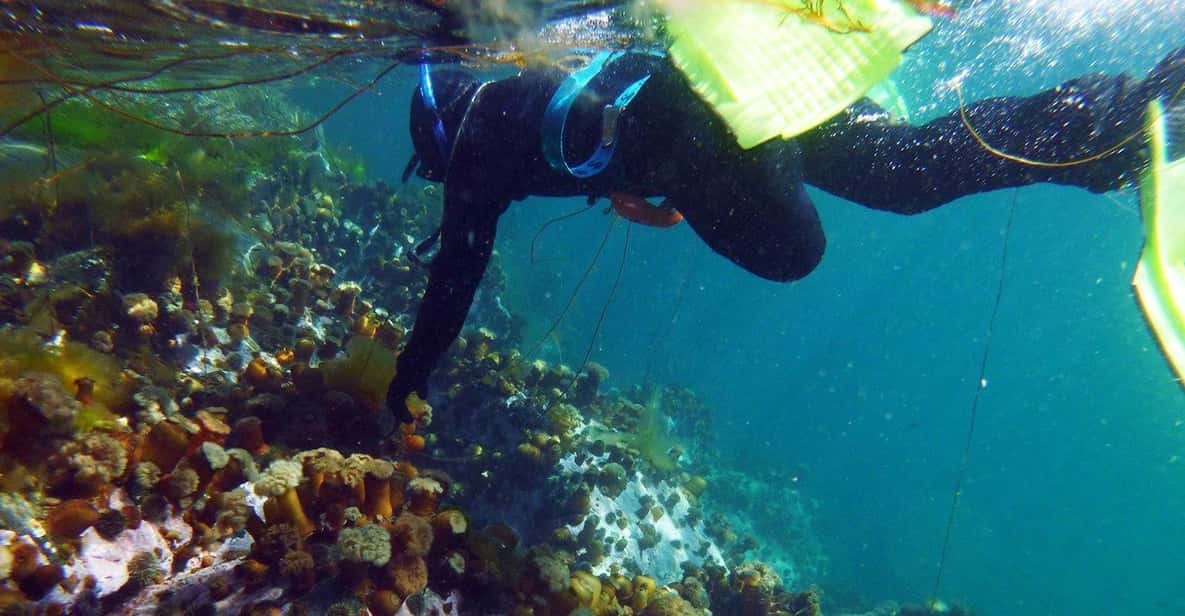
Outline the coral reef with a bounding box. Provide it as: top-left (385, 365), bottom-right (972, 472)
top-left (0, 84), bottom-right (830, 616)
top-left (699, 467), bottom-right (828, 585)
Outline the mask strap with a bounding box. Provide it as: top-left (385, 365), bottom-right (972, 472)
top-left (401, 152), bottom-right (421, 184)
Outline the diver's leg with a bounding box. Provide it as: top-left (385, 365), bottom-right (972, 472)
top-left (670, 139), bottom-right (825, 282)
top-left (799, 47), bottom-right (1185, 214)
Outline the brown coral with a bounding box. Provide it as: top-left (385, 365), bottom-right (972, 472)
top-left (253, 523), bottom-right (301, 564)
top-left (125, 552), bottom-right (165, 590)
top-left (278, 549), bottom-right (316, 594)
top-left (430, 509), bottom-right (468, 549)
top-left (94, 508), bottom-right (129, 540)
top-left (384, 553), bottom-right (427, 597)
top-left (256, 459), bottom-right (315, 537)
top-left (46, 498), bottom-right (99, 538)
top-left (732, 561), bottom-right (781, 595)
top-left (230, 416), bottom-right (269, 456)
top-left (164, 465), bottom-right (201, 504)
top-left (214, 488), bottom-right (250, 533)
top-left (236, 558), bottom-right (270, 590)
top-left (406, 476), bottom-right (443, 517)
top-left (342, 454), bottom-right (394, 519)
top-left (7, 542), bottom-right (38, 582)
top-left (368, 589), bottom-right (402, 616)
top-left (529, 545), bottom-right (573, 595)
top-left (641, 591), bottom-right (697, 616)
top-left (338, 524), bottom-right (391, 566)
top-left (294, 447), bottom-right (343, 486)
top-left (136, 418), bottom-right (190, 472)
top-left (684, 475), bottom-right (707, 498)
top-left (4, 372), bottom-right (81, 447)
top-left (18, 563), bottom-right (64, 600)
top-left (51, 431), bottom-right (129, 496)
top-left (390, 512), bottom-right (434, 558)
top-left (573, 362), bottom-right (609, 403)
top-left (121, 293), bottom-right (159, 325)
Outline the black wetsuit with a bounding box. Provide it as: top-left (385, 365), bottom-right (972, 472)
top-left (387, 50), bottom-right (1184, 414)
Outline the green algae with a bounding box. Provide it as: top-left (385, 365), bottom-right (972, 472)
top-left (0, 326), bottom-right (130, 417)
top-left (321, 335), bottom-right (398, 411)
top-left (1, 92), bottom-right (325, 293)
top-left (589, 386), bottom-right (682, 472)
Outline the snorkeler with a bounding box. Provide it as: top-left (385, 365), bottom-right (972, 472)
top-left (385, 48), bottom-right (1185, 421)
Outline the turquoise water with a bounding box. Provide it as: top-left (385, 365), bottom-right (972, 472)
top-left (473, 4), bottom-right (1185, 613)
top-left (495, 172), bottom-right (1183, 615)
top-left (4, 1), bottom-right (1183, 613)
top-left (218, 3), bottom-right (1185, 612)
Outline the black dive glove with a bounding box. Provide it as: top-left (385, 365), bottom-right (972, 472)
top-left (386, 373), bottom-right (425, 425)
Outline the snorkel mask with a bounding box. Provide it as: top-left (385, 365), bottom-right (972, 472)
top-left (404, 64), bottom-right (481, 182)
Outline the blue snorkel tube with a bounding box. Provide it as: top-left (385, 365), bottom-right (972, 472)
top-left (404, 59), bottom-right (453, 264)
top-left (419, 62), bottom-right (452, 165)
top-left (401, 62), bottom-right (442, 183)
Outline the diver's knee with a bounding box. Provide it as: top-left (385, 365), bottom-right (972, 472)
top-left (753, 235), bottom-right (825, 282)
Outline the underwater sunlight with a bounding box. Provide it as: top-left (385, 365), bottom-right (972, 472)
top-left (1, 1), bottom-right (1184, 615)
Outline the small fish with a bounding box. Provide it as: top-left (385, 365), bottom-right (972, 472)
top-left (906, 0), bottom-right (957, 18)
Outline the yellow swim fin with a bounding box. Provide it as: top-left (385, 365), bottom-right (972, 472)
top-left (1133, 100), bottom-right (1185, 386)
top-left (662, 0), bottom-right (932, 149)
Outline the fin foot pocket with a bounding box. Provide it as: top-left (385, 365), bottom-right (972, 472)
top-left (1133, 100), bottom-right (1185, 386)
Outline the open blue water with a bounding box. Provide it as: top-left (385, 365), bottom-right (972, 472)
top-left (312, 3), bottom-right (1185, 613)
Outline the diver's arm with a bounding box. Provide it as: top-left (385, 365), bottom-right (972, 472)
top-left (388, 96), bottom-right (517, 418)
top-left (388, 182), bottom-right (508, 417)
top-left (383, 177), bottom-right (504, 419)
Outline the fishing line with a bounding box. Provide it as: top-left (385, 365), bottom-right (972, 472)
top-left (571, 221), bottom-right (632, 383)
top-left (523, 214), bottom-right (618, 360)
top-left (544, 220), bottom-right (633, 415)
top-left (36, 90), bottom-right (60, 208)
top-left (929, 188), bottom-right (1018, 607)
top-left (641, 245), bottom-right (704, 385)
top-left (174, 168), bottom-right (204, 314)
top-left (957, 65), bottom-right (1185, 169)
top-left (1, 49), bottom-right (277, 138)
top-left (9, 49), bottom-right (402, 139)
top-left (956, 83), bottom-right (1139, 168)
top-left (529, 201), bottom-right (596, 264)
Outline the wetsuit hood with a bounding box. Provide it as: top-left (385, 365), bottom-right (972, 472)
top-left (408, 68), bottom-right (481, 182)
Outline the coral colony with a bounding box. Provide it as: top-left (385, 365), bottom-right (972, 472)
top-left (0, 88), bottom-right (825, 615)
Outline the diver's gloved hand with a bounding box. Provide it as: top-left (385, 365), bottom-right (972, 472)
top-left (1140, 46), bottom-right (1185, 107)
top-left (386, 375), bottom-right (424, 425)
